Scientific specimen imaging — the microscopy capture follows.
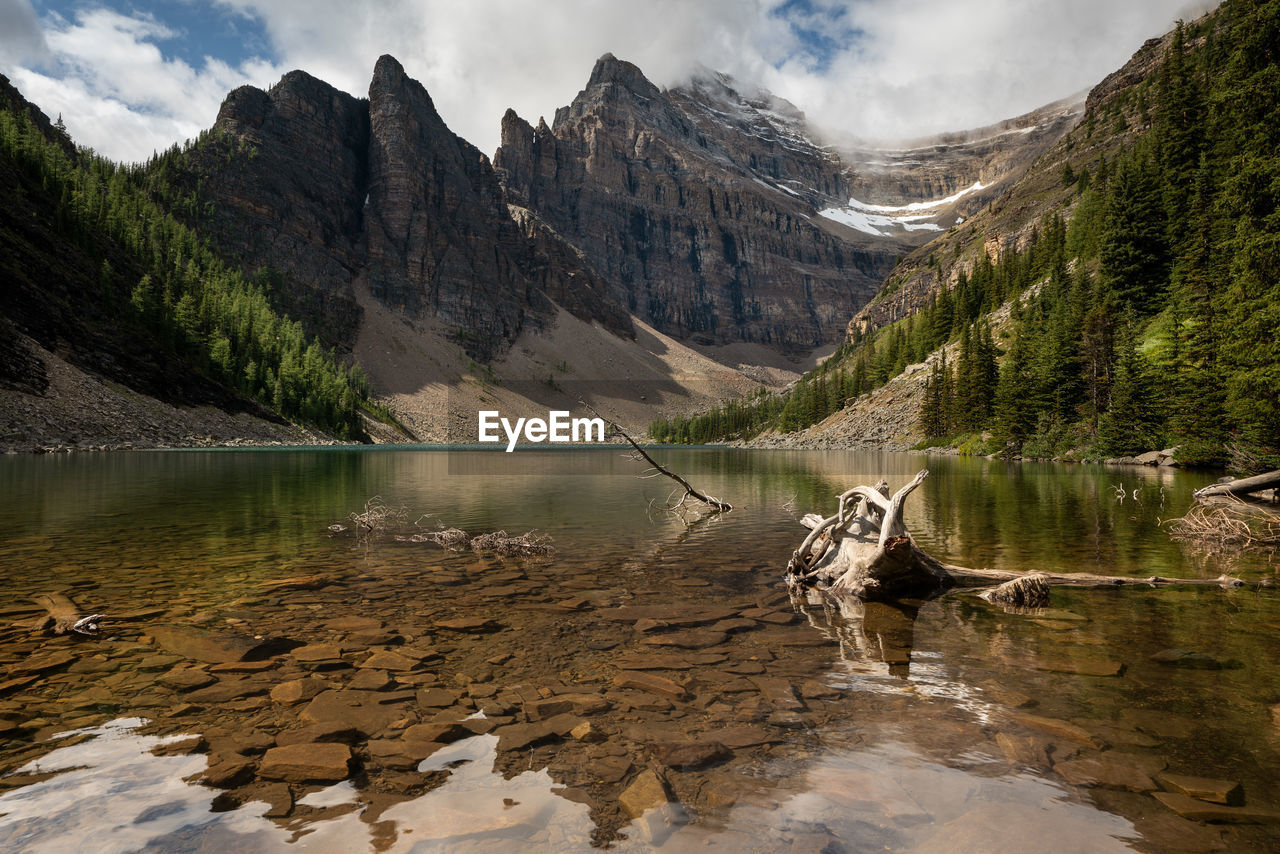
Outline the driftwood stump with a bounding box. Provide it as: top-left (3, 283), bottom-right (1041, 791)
top-left (32, 593), bottom-right (105, 635)
top-left (788, 470), bottom-right (1247, 602)
top-left (787, 469), bottom-right (949, 599)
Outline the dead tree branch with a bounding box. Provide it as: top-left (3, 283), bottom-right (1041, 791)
top-left (1193, 469), bottom-right (1280, 500)
top-left (1164, 496), bottom-right (1280, 550)
top-left (579, 401), bottom-right (731, 512)
top-left (33, 593), bottom-right (105, 636)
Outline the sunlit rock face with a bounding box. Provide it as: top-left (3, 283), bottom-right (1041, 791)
top-left (495, 55), bottom-right (897, 355)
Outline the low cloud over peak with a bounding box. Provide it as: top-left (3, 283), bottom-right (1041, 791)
top-left (2, 0), bottom-right (1215, 163)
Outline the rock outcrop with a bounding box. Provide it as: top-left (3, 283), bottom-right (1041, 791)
top-left (195, 70), bottom-right (371, 347)
top-left (495, 55), bottom-right (896, 355)
top-left (162, 56), bottom-right (631, 360)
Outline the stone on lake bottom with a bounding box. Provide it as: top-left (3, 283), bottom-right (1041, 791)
top-left (253, 782), bottom-right (294, 818)
top-left (618, 768), bottom-right (674, 818)
top-left (1149, 649), bottom-right (1237, 670)
top-left (996, 733), bottom-right (1051, 768)
top-left (435, 616), bottom-right (502, 633)
top-left (199, 758), bottom-right (256, 787)
top-left (1152, 792), bottom-right (1280, 823)
top-left (1053, 755), bottom-right (1158, 792)
top-left (157, 667), bottom-right (217, 692)
top-left (494, 721), bottom-right (556, 752)
top-left (1034, 659), bottom-right (1125, 677)
top-left (613, 672), bottom-right (687, 701)
top-left (614, 655), bottom-right (693, 671)
top-left (290, 644), bottom-right (346, 663)
top-left (367, 739), bottom-right (442, 770)
top-left (415, 687), bottom-right (458, 708)
top-left (714, 726), bottom-right (780, 749)
top-left (299, 690), bottom-right (402, 737)
top-left (349, 669), bottom-right (396, 691)
top-left (652, 741), bottom-right (730, 769)
top-left (642, 630), bottom-right (728, 650)
top-left (1014, 714), bottom-right (1105, 748)
top-left (149, 625), bottom-right (289, 664)
top-left (1156, 772), bottom-right (1243, 805)
top-left (11, 650), bottom-right (77, 675)
top-left (359, 650), bottom-right (421, 671)
top-left (269, 677), bottom-right (328, 704)
top-left (275, 721), bottom-right (361, 747)
top-left (259, 742), bottom-right (352, 783)
top-left (402, 721), bottom-right (470, 744)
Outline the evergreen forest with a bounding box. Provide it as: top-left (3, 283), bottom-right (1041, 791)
top-left (652, 0), bottom-right (1280, 472)
top-left (0, 104), bottom-right (376, 438)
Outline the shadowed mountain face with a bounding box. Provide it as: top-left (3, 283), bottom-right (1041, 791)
top-left (494, 56), bottom-right (1080, 355)
top-left (161, 56), bottom-right (631, 361)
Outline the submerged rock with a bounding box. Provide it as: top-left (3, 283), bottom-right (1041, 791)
top-left (1152, 792), bottom-right (1279, 823)
top-left (1149, 649), bottom-right (1239, 669)
top-left (259, 742), bottom-right (353, 783)
top-left (1053, 754), bottom-right (1161, 792)
top-left (150, 625), bottom-right (293, 664)
top-left (618, 768), bottom-right (674, 818)
top-left (1156, 772), bottom-right (1243, 805)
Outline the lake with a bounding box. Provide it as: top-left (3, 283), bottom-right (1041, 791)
top-left (0, 448), bottom-right (1276, 852)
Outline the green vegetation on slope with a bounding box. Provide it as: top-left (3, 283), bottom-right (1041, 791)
top-left (924, 4), bottom-right (1280, 469)
top-left (648, 221), bottom-right (1063, 444)
top-left (655, 1), bottom-right (1280, 472)
top-left (0, 105), bottom-right (375, 439)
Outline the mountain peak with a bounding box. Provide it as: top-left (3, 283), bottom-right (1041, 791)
top-left (586, 52), bottom-right (659, 97)
top-left (372, 54), bottom-right (406, 82)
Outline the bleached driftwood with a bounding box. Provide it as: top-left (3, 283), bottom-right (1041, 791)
top-left (1193, 469), bottom-right (1280, 500)
top-left (788, 470), bottom-right (1246, 603)
top-left (32, 593), bottom-right (105, 635)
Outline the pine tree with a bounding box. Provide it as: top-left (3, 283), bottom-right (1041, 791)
top-left (1099, 155), bottom-right (1168, 315)
top-left (1098, 328), bottom-right (1161, 456)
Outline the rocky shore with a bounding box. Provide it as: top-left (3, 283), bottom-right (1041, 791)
top-left (0, 335), bottom-right (340, 455)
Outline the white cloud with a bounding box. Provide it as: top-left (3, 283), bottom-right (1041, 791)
top-left (225, 0), bottom-right (1212, 151)
top-left (1, 0), bottom-right (1215, 163)
top-left (0, 0), bottom-right (48, 68)
top-left (3, 5), bottom-right (279, 162)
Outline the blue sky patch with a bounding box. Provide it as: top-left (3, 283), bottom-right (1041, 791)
top-left (33, 0), bottom-right (275, 67)
top-left (771, 0), bottom-right (863, 72)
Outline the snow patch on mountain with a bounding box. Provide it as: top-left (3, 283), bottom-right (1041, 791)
top-left (817, 180), bottom-right (987, 237)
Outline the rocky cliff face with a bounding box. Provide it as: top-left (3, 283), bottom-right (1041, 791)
top-left (199, 70), bottom-right (370, 346)
top-left (495, 55), bottom-right (895, 354)
top-left (163, 51), bottom-right (1091, 368)
top-left (163, 56), bottom-right (630, 360)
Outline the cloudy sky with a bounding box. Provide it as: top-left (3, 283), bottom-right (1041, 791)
top-left (1, 0), bottom-right (1213, 163)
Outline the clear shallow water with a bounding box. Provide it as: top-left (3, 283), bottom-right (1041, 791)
top-left (0, 448), bottom-right (1276, 852)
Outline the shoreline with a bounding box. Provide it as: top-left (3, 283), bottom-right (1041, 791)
top-left (3, 433), bottom-right (1200, 474)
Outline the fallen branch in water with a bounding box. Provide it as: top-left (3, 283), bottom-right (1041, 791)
top-left (347, 496), bottom-right (407, 538)
top-left (468, 530), bottom-right (556, 557)
top-left (579, 400), bottom-right (731, 513)
top-left (334, 503), bottom-right (557, 558)
top-left (1193, 468), bottom-right (1280, 500)
top-left (1164, 496), bottom-right (1280, 550)
top-left (394, 528), bottom-right (555, 557)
